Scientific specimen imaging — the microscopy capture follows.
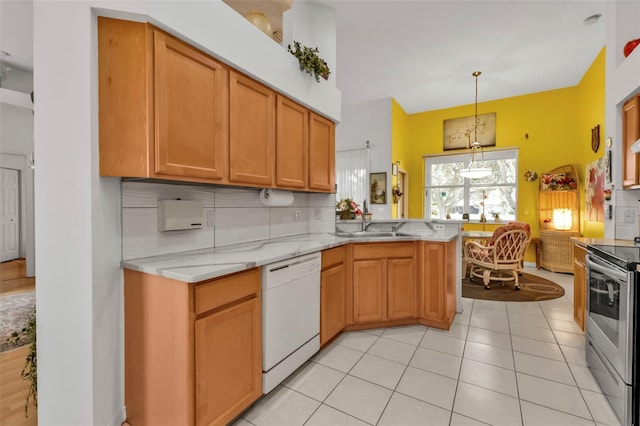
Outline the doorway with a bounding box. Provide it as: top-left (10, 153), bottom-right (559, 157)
top-left (1, 168), bottom-right (20, 262)
top-left (396, 169), bottom-right (408, 219)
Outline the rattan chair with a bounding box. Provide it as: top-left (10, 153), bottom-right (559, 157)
top-left (464, 222), bottom-right (531, 290)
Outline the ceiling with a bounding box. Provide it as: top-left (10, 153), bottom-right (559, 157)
top-left (1, 0), bottom-right (606, 114)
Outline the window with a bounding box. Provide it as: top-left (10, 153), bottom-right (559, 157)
top-left (335, 148), bottom-right (369, 204)
top-left (424, 149), bottom-right (518, 222)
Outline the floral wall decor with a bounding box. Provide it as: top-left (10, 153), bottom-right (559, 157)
top-left (585, 157), bottom-right (606, 223)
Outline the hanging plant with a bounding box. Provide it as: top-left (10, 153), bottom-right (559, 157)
top-left (287, 41), bottom-right (331, 82)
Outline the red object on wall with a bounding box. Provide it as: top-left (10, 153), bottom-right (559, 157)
top-left (624, 39), bottom-right (640, 58)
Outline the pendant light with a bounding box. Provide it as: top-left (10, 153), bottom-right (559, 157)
top-left (459, 71), bottom-right (491, 179)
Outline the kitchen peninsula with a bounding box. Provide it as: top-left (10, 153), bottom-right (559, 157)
top-left (121, 221), bottom-right (460, 425)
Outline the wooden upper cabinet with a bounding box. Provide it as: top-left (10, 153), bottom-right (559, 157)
top-left (308, 112), bottom-right (336, 192)
top-left (154, 31), bottom-right (227, 180)
top-left (276, 95), bottom-right (308, 189)
top-left (229, 71), bottom-right (275, 186)
top-left (98, 17), bottom-right (228, 182)
top-left (623, 96), bottom-right (640, 188)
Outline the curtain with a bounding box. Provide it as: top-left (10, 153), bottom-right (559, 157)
top-left (335, 148), bottom-right (369, 205)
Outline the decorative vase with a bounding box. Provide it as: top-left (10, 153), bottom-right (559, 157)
top-left (243, 10), bottom-right (271, 36)
top-left (624, 38), bottom-right (640, 58)
top-left (339, 211), bottom-right (351, 220)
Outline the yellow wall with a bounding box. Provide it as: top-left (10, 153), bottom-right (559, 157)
top-left (392, 48), bottom-right (606, 260)
top-left (391, 99), bottom-right (411, 218)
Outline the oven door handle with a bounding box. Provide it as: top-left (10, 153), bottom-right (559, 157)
top-left (586, 254), bottom-right (628, 282)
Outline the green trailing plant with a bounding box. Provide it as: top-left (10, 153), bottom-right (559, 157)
top-left (7, 307), bottom-right (37, 417)
top-left (287, 41), bottom-right (331, 82)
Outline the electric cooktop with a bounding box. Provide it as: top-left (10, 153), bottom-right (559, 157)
top-left (588, 244), bottom-right (640, 271)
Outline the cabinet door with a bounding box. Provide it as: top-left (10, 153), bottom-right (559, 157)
top-left (387, 258), bottom-right (415, 320)
top-left (276, 95), bottom-right (308, 189)
top-left (154, 30), bottom-right (227, 180)
top-left (229, 71), bottom-right (275, 186)
top-left (321, 263), bottom-right (346, 345)
top-left (308, 112), bottom-right (335, 192)
top-left (421, 243), bottom-right (445, 322)
top-left (353, 260), bottom-right (385, 323)
top-left (195, 297), bottom-right (262, 426)
top-left (573, 245), bottom-right (586, 331)
top-left (623, 96), bottom-right (640, 188)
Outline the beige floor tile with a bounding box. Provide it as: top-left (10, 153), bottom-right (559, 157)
top-left (419, 330), bottom-right (466, 356)
top-left (561, 345), bottom-right (588, 367)
top-left (304, 405), bottom-right (369, 426)
top-left (512, 335), bottom-right (564, 361)
top-left (349, 353), bottom-right (406, 390)
top-left (517, 373), bottom-right (591, 419)
top-left (553, 330), bottom-right (586, 348)
top-left (580, 389), bottom-right (623, 426)
top-left (378, 392), bottom-right (451, 426)
top-left (466, 326), bottom-right (512, 349)
top-left (396, 366), bottom-right (457, 410)
top-left (367, 336), bottom-right (417, 365)
top-left (381, 324), bottom-right (428, 345)
top-left (283, 361), bottom-right (345, 401)
top-left (509, 322), bottom-right (557, 343)
top-left (520, 401), bottom-right (595, 425)
top-left (459, 358), bottom-right (518, 396)
top-left (450, 412), bottom-right (490, 425)
top-left (325, 375), bottom-right (392, 425)
top-left (464, 341), bottom-right (515, 370)
top-left (313, 342), bottom-right (364, 373)
top-left (514, 352), bottom-right (576, 385)
top-left (335, 331), bottom-right (379, 352)
top-left (569, 363), bottom-right (602, 393)
top-left (409, 347), bottom-right (462, 379)
top-left (453, 381), bottom-right (522, 426)
top-left (428, 322), bottom-right (469, 340)
top-left (242, 386), bottom-right (320, 426)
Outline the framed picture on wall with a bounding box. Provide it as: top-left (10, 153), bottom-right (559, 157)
top-left (370, 172), bottom-right (387, 204)
top-left (443, 112), bottom-right (496, 150)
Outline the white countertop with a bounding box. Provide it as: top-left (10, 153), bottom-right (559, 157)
top-left (121, 230), bottom-right (458, 283)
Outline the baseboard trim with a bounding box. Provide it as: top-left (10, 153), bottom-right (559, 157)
top-left (107, 405), bottom-right (126, 426)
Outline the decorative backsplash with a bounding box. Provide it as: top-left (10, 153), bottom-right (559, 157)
top-left (121, 181), bottom-right (335, 260)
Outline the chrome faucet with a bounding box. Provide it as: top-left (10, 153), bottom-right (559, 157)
top-left (362, 199), bottom-right (370, 232)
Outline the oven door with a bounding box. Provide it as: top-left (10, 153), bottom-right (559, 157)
top-left (586, 253), bottom-right (632, 383)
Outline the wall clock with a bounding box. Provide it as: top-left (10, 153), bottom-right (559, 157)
top-left (591, 125), bottom-right (600, 153)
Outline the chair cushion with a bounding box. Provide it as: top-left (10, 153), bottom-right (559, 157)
top-left (487, 221), bottom-right (530, 246)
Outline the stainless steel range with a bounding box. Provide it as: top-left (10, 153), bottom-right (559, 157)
top-left (586, 244), bottom-right (640, 425)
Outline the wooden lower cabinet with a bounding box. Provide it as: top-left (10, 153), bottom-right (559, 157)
top-left (352, 242), bottom-right (416, 324)
top-left (124, 268), bottom-right (262, 426)
top-left (320, 246), bottom-right (347, 345)
top-left (573, 243), bottom-right (587, 331)
top-left (420, 240), bottom-right (456, 329)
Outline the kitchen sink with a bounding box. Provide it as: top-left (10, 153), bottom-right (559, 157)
top-left (333, 231), bottom-right (417, 239)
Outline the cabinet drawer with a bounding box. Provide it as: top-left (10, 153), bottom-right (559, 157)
top-left (353, 242), bottom-right (415, 260)
top-left (322, 246), bottom-right (346, 269)
top-left (195, 268), bottom-right (260, 315)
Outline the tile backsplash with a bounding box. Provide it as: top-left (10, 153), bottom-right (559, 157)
top-left (121, 181), bottom-right (335, 260)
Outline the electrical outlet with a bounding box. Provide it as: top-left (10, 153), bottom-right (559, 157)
top-left (314, 208), bottom-right (322, 221)
top-left (434, 224), bottom-right (445, 231)
top-left (205, 210), bottom-right (215, 228)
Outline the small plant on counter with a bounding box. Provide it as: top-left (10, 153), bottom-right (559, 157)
top-left (287, 41), bottom-right (331, 82)
top-left (7, 307), bottom-right (37, 416)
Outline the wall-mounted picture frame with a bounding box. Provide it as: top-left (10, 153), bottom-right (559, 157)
top-left (370, 172), bottom-right (387, 204)
top-left (443, 112), bottom-right (496, 150)
top-left (392, 163), bottom-right (398, 176)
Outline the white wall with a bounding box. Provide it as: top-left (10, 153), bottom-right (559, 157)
top-left (605, 0), bottom-right (640, 239)
top-left (33, 1), bottom-right (339, 424)
top-left (0, 103), bottom-right (33, 155)
top-left (336, 98), bottom-right (393, 218)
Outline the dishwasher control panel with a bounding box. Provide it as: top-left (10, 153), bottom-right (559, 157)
top-left (262, 253), bottom-right (321, 291)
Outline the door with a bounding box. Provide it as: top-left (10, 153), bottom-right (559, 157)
top-left (276, 95), bottom-right (308, 189)
top-left (229, 71), bottom-right (275, 186)
top-left (154, 30), bottom-right (227, 180)
top-left (0, 168), bottom-right (19, 262)
top-left (195, 297), bottom-right (262, 426)
top-left (308, 112), bottom-right (335, 191)
top-left (387, 257), bottom-right (415, 319)
top-left (396, 170), bottom-right (407, 219)
top-left (320, 263), bottom-right (345, 345)
top-left (353, 260), bottom-right (385, 323)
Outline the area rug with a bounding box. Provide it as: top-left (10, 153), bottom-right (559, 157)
top-left (0, 291), bottom-right (35, 352)
top-left (463, 273), bottom-right (565, 302)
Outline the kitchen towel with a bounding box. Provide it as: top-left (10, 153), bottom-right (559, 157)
top-left (259, 188), bottom-right (294, 206)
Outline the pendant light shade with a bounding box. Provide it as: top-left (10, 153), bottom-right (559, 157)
top-left (459, 71), bottom-right (491, 179)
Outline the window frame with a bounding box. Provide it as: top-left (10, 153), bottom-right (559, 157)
top-left (423, 148), bottom-right (519, 222)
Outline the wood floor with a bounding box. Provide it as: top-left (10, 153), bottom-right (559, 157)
top-left (0, 259), bottom-right (37, 425)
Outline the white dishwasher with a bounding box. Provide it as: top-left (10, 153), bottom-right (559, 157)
top-left (262, 252), bottom-right (321, 393)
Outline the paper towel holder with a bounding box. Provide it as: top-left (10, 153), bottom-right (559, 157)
top-left (259, 188), bottom-right (294, 206)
